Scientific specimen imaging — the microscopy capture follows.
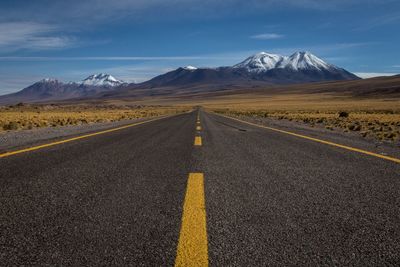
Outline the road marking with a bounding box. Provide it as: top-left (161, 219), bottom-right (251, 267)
top-left (175, 173), bottom-right (208, 267)
top-left (0, 115), bottom-right (174, 159)
top-left (216, 113), bottom-right (400, 164)
top-left (194, 136), bottom-right (202, 146)
top-left (196, 126), bottom-right (202, 131)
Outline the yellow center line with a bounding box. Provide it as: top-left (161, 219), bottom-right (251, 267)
top-left (194, 136), bottom-right (202, 146)
top-left (196, 126), bottom-right (202, 131)
top-left (175, 173), bottom-right (208, 267)
top-left (0, 115), bottom-right (176, 159)
top-left (215, 113), bottom-right (400, 164)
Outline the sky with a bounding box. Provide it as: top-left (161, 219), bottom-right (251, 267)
top-left (0, 0), bottom-right (399, 94)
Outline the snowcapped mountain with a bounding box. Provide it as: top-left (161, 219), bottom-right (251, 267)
top-left (278, 51), bottom-right (334, 70)
top-left (231, 51), bottom-right (359, 83)
top-left (183, 66), bottom-right (198, 71)
top-left (0, 74), bottom-right (127, 104)
top-left (81, 73), bottom-right (125, 87)
top-left (0, 52), bottom-right (360, 104)
top-left (141, 51), bottom-right (359, 88)
top-left (234, 51), bottom-right (338, 72)
top-left (234, 52), bottom-right (285, 72)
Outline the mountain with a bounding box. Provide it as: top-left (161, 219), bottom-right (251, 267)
top-left (0, 74), bottom-right (126, 104)
top-left (233, 52), bottom-right (285, 72)
top-left (81, 73), bottom-right (124, 87)
top-left (282, 51), bottom-right (332, 70)
top-left (233, 51), bottom-right (359, 82)
top-left (234, 51), bottom-right (341, 72)
top-left (0, 51), bottom-right (361, 104)
top-left (136, 51), bottom-right (359, 89)
top-left (138, 66), bottom-right (251, 88)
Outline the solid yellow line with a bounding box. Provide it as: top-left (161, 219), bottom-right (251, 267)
top-left (196, 126), bottom-right (202, 131)
top-left (216, 113), bottom-right (400, 164)
top-left (0, 115), bottom-right (173, 158)
top-left (175, 173), bottom-right (208, 267)
top-left (194, 136), bottom-right (202, 146)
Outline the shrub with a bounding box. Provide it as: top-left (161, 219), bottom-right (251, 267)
top-left (338, 111), bottom-right (349, 118)
top-left (3, 121), bottom-right (20, 130)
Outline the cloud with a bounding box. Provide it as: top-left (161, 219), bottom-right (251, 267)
top-left (392, 65), bottom-right (400, 68)
top-left (354, 72), bottom-right (399, 78)
top-left (250, 33), bottom-right (284, 40)
top-left (0, 22), bottom-right (76, 51)
top-left (0, 56), bottom-right (215, 61)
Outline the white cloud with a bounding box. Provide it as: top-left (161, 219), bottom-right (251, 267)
top-left (0, 56), bottom-right (211, 61)
top-left (354, 72), bottom-right (399, 78)
top-left (250, 33), bottom-right (284, 40)
top-left (0, 22), bottom-right (75, 51)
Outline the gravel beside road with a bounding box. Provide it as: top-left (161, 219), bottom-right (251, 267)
top-left (223, 114), bottom-right (400, 159)
top-left (0, 116), bottom-right (162, 152)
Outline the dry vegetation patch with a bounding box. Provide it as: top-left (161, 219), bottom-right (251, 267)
top-left (213, 108), bottom-right (400, 143)
top-left (0, 103), bottom-right (188, 132)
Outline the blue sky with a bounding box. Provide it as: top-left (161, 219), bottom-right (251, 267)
top-left (0, 0), bottom-right (399, 94)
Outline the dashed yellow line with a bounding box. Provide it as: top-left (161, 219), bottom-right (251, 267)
top-left (196, 126), bottom-right (202, 131)
top-left (215, 113), bottom-right (400, 164)
top-left (175, 173), bottom-right (208, 267)
top-left (194, 136), bottom-right (202, 146)
top-left (0, 115), bottom-right (174, 159)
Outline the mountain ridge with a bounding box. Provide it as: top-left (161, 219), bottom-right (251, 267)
top-left (0, 74), bottom-right (127, 104)
top-left (137, 51), bottom-right (359, 89)
top-left (0, 51), bottom-right (362, 104)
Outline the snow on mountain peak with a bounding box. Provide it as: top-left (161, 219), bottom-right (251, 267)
top-left (234, 51), bottom-right (335, 72)
top-left (183, 65), bottom-right (197, 70)
top-left (234, 52), bottom-right (285, 72)
top-left (81, 73), bottom-right (124, 87)
top-left (281, 51), bottom-right (333, 70)
top-left (40, 78), bottom-right (59, 83)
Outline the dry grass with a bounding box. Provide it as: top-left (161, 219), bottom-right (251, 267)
top-left (206, 94), bottom-right (400, 143)
top-left (0, 103), bottom-right (189, 132)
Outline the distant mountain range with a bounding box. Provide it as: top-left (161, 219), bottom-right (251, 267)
top-left (139, 51), bottom-right (358, 88)
top-left (0, 51), bottom-right (362, 104)
top-left (0, 74), bottom-right (126, 104)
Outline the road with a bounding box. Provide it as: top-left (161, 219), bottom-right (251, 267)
top-left (1, 110), bottom-right (399, 266)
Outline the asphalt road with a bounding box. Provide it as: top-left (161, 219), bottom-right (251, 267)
top-left (1, 110), bottom-right (400, 266)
